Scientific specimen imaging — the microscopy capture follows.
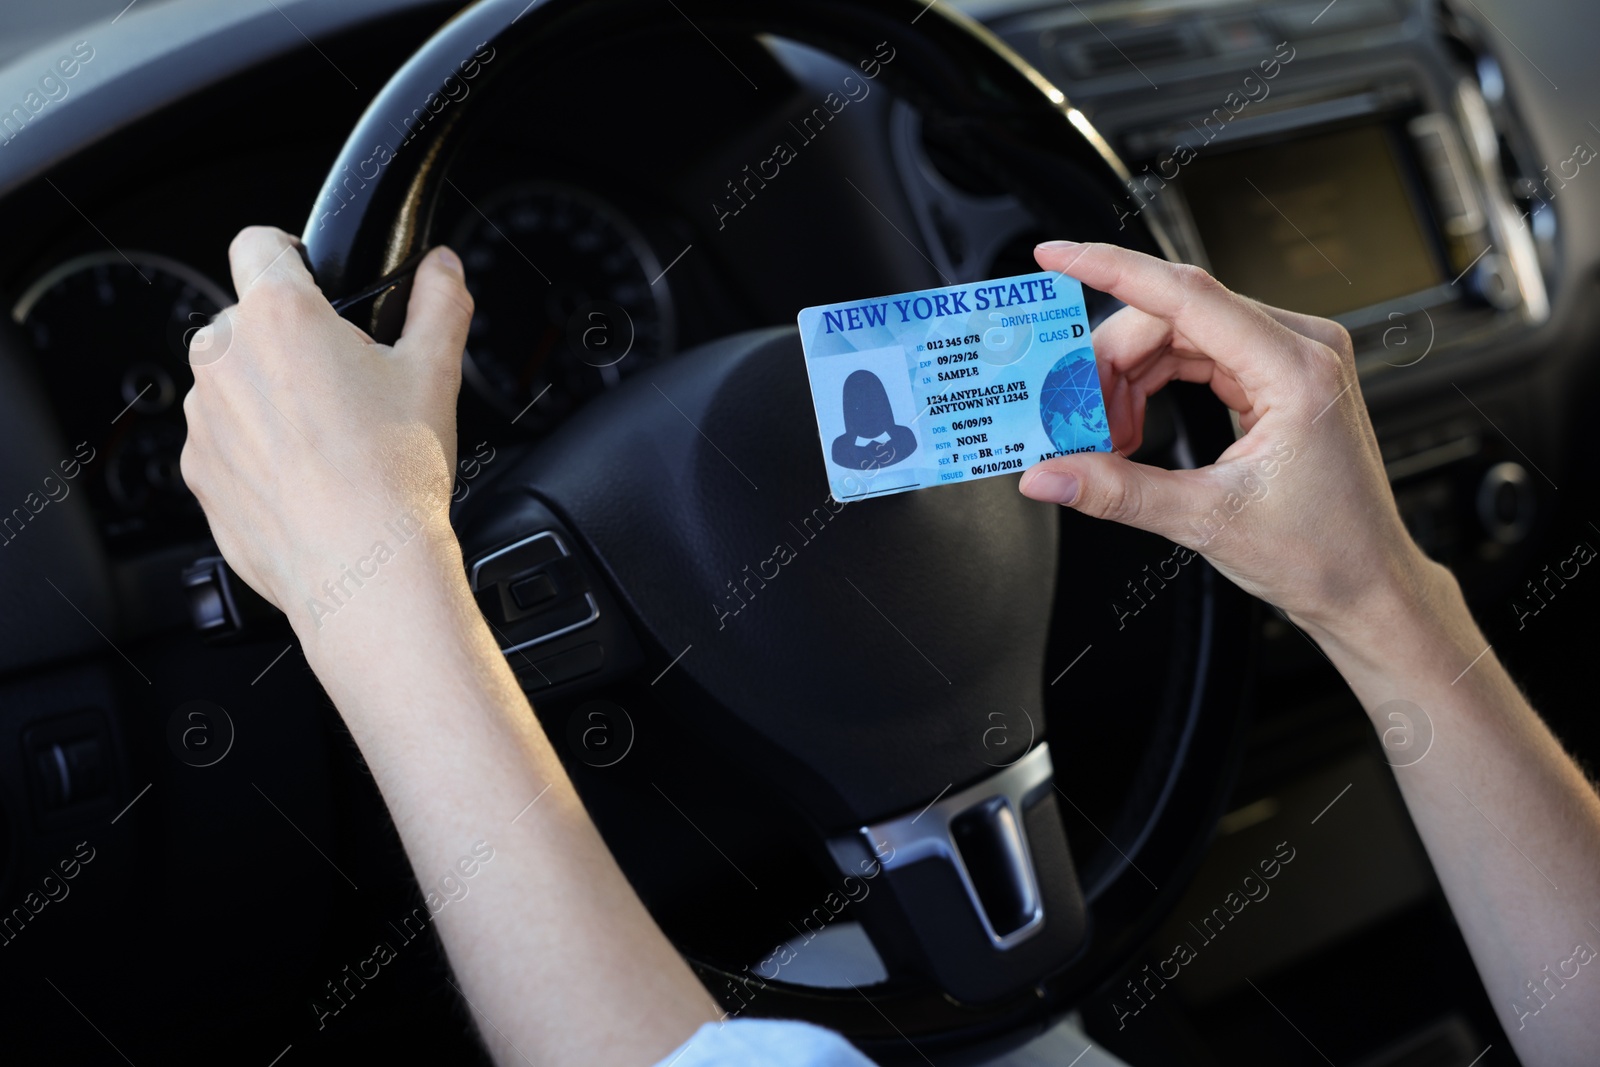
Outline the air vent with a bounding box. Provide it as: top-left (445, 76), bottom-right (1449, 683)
top-left (1063, 25), bottom-right (1207, 78)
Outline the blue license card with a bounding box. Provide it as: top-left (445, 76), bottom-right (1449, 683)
top-left (796, 271), bottom-right (1111, 501)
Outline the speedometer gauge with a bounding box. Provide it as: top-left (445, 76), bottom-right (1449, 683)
top-left (450, 183), bottom-right (674, 426)
top-left (13, 251), bottom-right (231, 548)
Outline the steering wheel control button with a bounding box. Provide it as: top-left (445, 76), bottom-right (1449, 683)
top-left (472, 530), bottom-right (566, 583)
top-left (181, 556), bottom-right (290, 644)
top-left (469, 531), bottom-right (602, 653)
top-left (454, 492), bottom-right (642, 698)
top-left (510, 572), bottom-right (557, 610)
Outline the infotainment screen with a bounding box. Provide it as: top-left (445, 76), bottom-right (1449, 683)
top-left (1179, 124), bottom-right (1442, 318)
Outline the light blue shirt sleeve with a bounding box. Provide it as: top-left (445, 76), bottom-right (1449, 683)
top-left (655, 1019), bottom-right (878, 1067)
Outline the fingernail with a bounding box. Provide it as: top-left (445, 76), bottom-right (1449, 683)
top-left (433, 246), bottom-right (463, 275)
top-left (1034, 240), bottom-right (1080, 252)
top-left (1020, 470), bottom-right (1079, 504)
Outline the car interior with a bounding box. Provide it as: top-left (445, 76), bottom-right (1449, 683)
top-left (0, 0), bottom-right (1594, 1064)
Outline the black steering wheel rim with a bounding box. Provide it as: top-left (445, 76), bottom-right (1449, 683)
top-left (300, 0), bottom-right (1254, 1056)
top-left (301, 0), bottom-right (1173, 316)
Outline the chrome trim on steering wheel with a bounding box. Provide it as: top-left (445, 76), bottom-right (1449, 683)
top-left (851, 743), bottom-right (1055, 950)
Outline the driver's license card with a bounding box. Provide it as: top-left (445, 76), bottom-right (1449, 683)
top-left (796, 271), bottom-right (1111, 502)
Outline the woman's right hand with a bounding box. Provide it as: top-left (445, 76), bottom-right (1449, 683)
top-left (1018, 240), bottom-right (1439, 640)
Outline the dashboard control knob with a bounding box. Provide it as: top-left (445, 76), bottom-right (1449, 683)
top-left (1476, 461), bottom-right (1534, 543)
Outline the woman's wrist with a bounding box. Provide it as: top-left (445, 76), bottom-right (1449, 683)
top-left (286, 512), bottom-right (475, 661)
top-left (1294, 547), bottom-right (1486, 712)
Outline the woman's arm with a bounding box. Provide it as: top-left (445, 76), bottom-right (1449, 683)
top-left (180, 227), bottom-right (717, 1067)
top-left (1307, 512), bottom-right (1600, 1065)
top-left (1023, 240), bottom-right (1600, 1067)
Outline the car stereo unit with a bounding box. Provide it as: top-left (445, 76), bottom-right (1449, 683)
top-left (1121, 72), bottom-right (1548, 368)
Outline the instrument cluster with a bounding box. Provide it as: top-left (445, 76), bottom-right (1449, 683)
top-left (12, 182), bottom-right (683, 551)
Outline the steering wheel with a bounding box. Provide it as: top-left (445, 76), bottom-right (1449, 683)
top-left (301, 0), bottom-right (1253, 1058)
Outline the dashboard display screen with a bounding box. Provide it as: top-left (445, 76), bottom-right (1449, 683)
top-left (1180, 124), bottom-right (1442, 317)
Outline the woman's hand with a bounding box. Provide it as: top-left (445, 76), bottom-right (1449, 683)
top-left (180, 226), bottom-right (718, 1065)
top-left (179, 226), bottom-right (474, 629)
top-left (1019, 240), bottom-right (1434, 637)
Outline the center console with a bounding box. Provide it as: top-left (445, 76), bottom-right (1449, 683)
top-left (970, 0), bottom-right (1562, 583)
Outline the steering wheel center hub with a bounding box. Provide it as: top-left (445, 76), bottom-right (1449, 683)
top-left (521, 327), bottom-right (1060, 827)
